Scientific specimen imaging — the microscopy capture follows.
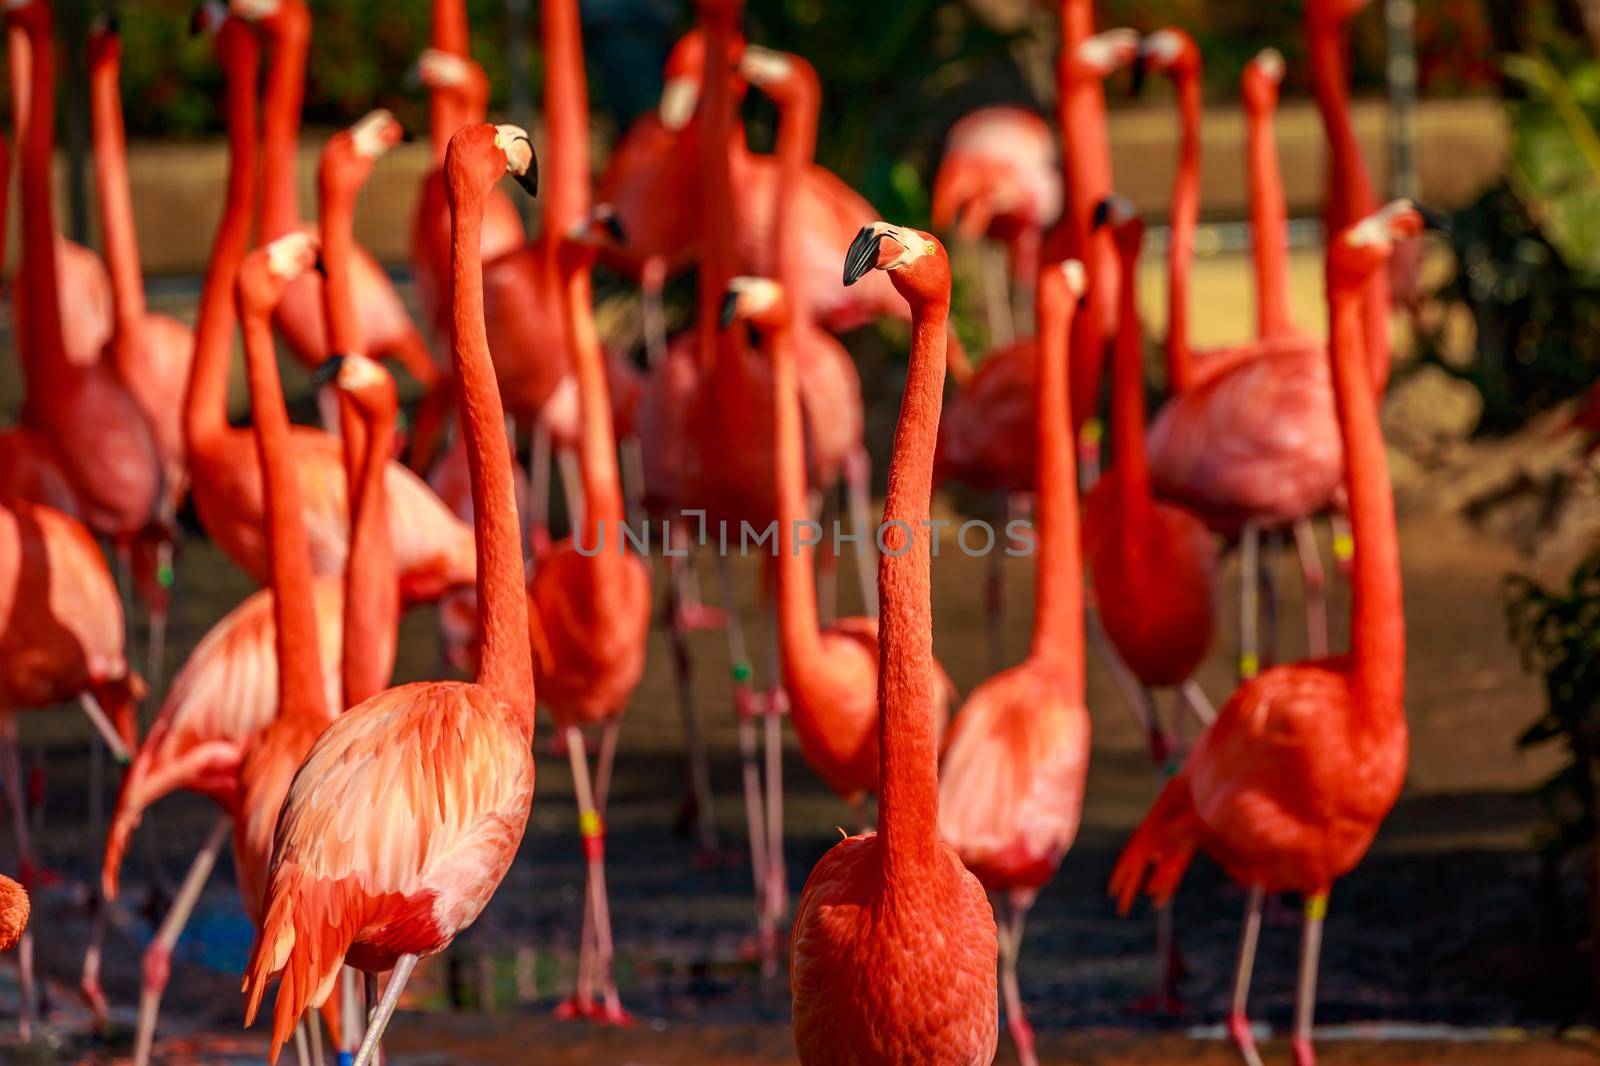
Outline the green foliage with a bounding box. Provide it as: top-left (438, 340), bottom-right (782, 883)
top-left (1507, 557), bottom-right (1600, 865)
top-left (1505, 50), bottom-right (1600, 275)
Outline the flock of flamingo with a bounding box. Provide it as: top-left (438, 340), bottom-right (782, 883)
top-left (0, 0), bottom-right (1435, 1062)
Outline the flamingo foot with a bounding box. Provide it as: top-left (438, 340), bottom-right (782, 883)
top-left (674, 601), bottom-right (726, 633)
top-left (590, 1000), bottom-right (635, 1028)
top-left (1292, 1035), bottom-right (1316, 1066)
top-left (80, 974), bottom-right (109, 1031)
top-left (1007, 1012), bottom-right (1037, 1066)
top-left (1228, 1011), bottom-right (1267, 1066)
top-left (553, 994), bottom-right (596, 1021)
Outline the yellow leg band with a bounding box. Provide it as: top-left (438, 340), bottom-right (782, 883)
top-left (1239, 652), bottom-right (1260, 679)
top-left (1332, 532), bottom-right (1355, 562)
top-left (1305, 894), bottom-right (1328, 921)
top-left (579, 810), bottom-right (604, 839)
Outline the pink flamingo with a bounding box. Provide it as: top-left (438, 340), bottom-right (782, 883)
top-left (1110, 202), bottom-right (1430, 1066)
top-left (242, 122), bottom-right (542, 1066)
top-left (938, 261), bottom-right (1092, 1066)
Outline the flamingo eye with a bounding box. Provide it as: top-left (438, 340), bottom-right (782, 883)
top-left (924, 242), bottom-right (936, 256)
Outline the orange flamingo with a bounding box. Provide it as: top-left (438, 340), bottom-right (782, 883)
top-left (529, 206), bottom-right (652, 1025)
top-left (231, 0), bottom-right (442, 401)
top-left (7, 0), bottom-right (163, 543)
top-left (933, 105), bottom-right (1061, 345)
top-left (937, 261), bottom-right (1091, 1066)
top-left (242, 123), bottom-right (541, 1066)
top-left (791, 222), bottom-right (997, 1065)
top-left (88, 14), bottom-right (196, 687)
top-left (1242, 49), bottom-right (1300, 344)
top-left (0, 874), bottom-right (27, 955)
top-left (182, 22), bottom-right (472, 604)
top-left (1110, 201), bottom-right (1430, 1066)
top-left (0, 495), bottom-right (141, 1038)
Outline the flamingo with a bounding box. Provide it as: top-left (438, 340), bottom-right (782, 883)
top-left (6, 17), bottom-right (113, 370)
top-left (182, 18), bottom-right (473, 604)
top-left (89, 14), bottom-right (197, 688)
top-left (932, 105), bottom-right (1061, 345)
top-left (0, 496), bottom-right (141, 1038)
top-left (0, 874), bottom-right (27, 954)
top-left (230, 0), bottom-right (443, 401)
top-left (721, 274), bottom-right (954, 942)
top-left (1242, 49), bottom-right (1299, 344)
top-left (791, 222), bottom-right (997, 1065)
top-left (937, 261), bottom-right (1091, 1066)
top-left (242, 122), bottom-right (542, 1066)
top-left (528, 206), bottom-right (652, 1025)
top-left (1109, 201), bottom-right (1430, 1066)
top-left (7, 0), bottom-right (163, 543)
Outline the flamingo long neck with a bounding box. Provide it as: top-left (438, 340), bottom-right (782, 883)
top-left (770, 317), bottom-right (823, 666)
top-left (1165, 67), bottom-right (1201, 393)
top-left (427, 0), bottom-right (473, 164)
top-left (1028, 277), bottom-right (1085, 689)
top-left (1245, 86), bottom-right (1292, 339)
top-left (1110, 238), bottom-right (1152, 520)
top-left (185, 23), bottom-right (260, 451)
top-left (697, 4), bottom-right (740, 374)
top-left (14, 8), bottom-right (71, 407)
top-left (878, 287), bottom-right (949, 884)
top-left (89, 37), bottom-right (149, 346)
top-left (1329, 263), bottom-right (1404, 722)
top-left (433, 0), bottom-right (469, 55)
top-left (560, 259), bottom-right (625, 539)
top-left (542, 0), bottom-right (590, 245)
top-left (341, 392), bottom-right (397, 709)
top-left (771, 68), bottom-right (819, 322)
top-left (1309, 11), bottom-right (1391, 390)
top-left (260, 3), bottom-right (310, 238)
top-left (447, 138), bottom-right (536, 727)
top-left (241, 286), bottom-right (330, 728)
top-left (318, 160), bottom-right (363, 354)
top-left (8, 25), bottom-right (28, 160)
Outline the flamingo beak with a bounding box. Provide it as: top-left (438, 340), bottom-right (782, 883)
top-left (513, 141), bottom-right (538, 198)
top-left (1092, 198), bottom-right (1115, 231)
top-left (311, 354), bottom-right (346, 387)
top-left (843, 227), bottom-right (885, 287)
top-left (1418, 204), bottom-right (1451, 234)
top-left (1130, 49), bottom-right (1149, 95)
top-left (601, 211), bottom-right (627, 245)
top-left (719, 290), bottom-right (740, 330)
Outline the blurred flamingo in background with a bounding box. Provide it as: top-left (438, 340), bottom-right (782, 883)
top-left (791, 222), bottom-right (997, 1066)
top-left (1242, 49), bottom-right (1301, 344)
top-left (0, 874), bottom-right (28, 955)
top-left (1111, 201), bottom-right (1428, 1066)
top-left (938, 261), bottom-right (1091, 1066)
top-left (242, 122), bottom-right (543, 1066)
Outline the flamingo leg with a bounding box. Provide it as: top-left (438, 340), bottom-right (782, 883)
top-left (565, 723), bottom-right (630, 1025)
top-left (1292, 893), bottom-right (1328, 1066)
top-left (2, 716), bottom-right (36, 1040)
top-left (1292, 518), bottom-right (1328, 659)
top-left (293, 1019), bottom-right (312, 1066)
top-left (564, 716), bottom-right (623, 1017)
top-left (132, 815), bottom-right (230, 1066)
top-left (1261, 531), bottom-right (1281, 670)
top-left (981, 241), bottom-right (1015, 348)
top-left (1227, 884), bottom-right (1267, 1066)
top-left (557, 447), bottom-right (584, 532)
top-left (556, 729), bottom-right (597, 1021)
top-left (998, 891), bottom-right (1038, 1066)
top-left (641, 257), bottom-right (668, 368)
top-left (844, 447), bottom-right (878, 618)
top-left (353, 954), bottom-right (417, 1066)
top-left (526, 420), bottom-right (553, 565)
top-left (81, 733), bottom-right (109, 1030)
top-left (146, 534), bottom-right (175, 699)
top-left (1084, 608), bottom-right (1171, 764)
top-left (984, 493), bottom-right (1007, 675)
top-left (665, 541), bottom-right (719, 856)
top-left (719, 560), bottom-right (769, 919)
top-left (1238, 524), bottom-right (1261, 681)
top-left (809, 487), bottom-right (837, 629)
top-left (761, 616), bottom-right (787, 977)
top-left (308, 1012), bottom-right (325, 1066)
top-left (77, 693), bottom-right (131, 765)
top-left (618, 436), bottom-right (647, 531)
top-left (1179, 680), bottom-right (1216, 728)
top-left (340, 968), bottom-right (361, 1058)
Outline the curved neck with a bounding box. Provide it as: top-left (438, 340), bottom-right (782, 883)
top-left (318, 165), bottom-right (363, 354)
top-left (185, 25), bottom-right (260, 450)
top-left (878, 290), bottom-right (949, 883)
top-left (771, 75), bottom-right (819, 320)
top-left (261, 7), bottom-right (310, 237)
top-left (696, 9), bottom-right (739, 371)
top-left (1245, 94), bottom-right (1291, 339)
top-left (542, 0), bottom-right (591, 242)
top-left (560, 260), bottom-right (625, 536)
top-left (1110, 240), bottom-right (1152, 518)
top-left (448, 149), bottom-right (536, 725)
top-left (9, 25), bottom-right (29, 160)
top-left (1028, 279), bottom-right (1084, 688)
top-left (241, 288), bottom-right (331, 728)
top-left (433, 0), bottom-right (469, 55)
top-left (1329, 266), bottom-right (1404, 722)
top-left (340, 393), bottom-right (397, 708)
top-left (769, 319), bottom-right (822, 665)
top-left (1165, 71), bottom-right (1201, 392)
top-left (15, 11), bottom-right (69, 396)
top-left (89, 42), bottom-right (149, 340)
top-left (1055, 0), bottom-right (1115, 386)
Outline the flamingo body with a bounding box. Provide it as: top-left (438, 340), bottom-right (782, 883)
top-left (0, 428), bottom-right (80, 517)
top-left (527, 545), bottom-right (651, 727)
top-left (936, 337), bottom-right (1039, 493)
top-left (0, 875), bottom-right (27, 953)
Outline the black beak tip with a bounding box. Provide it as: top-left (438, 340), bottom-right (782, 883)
top-left (1130, 54), bottom-right (1148, 96)
top-left (312, 253), bottom-right (327, 278)
top-left (1418, 204), bottom-right (1451, 235)
top-left (188, 5), bottom-right (205, 35)
top-left (311, 354), bottom-right (345, 387)
top-left (842, 228), bottom-right (884, 288)
top-left (719, 290), bottom-right (740, 331)
top-left (603, 212), bottom-right (627, 245)
top-left (1092, 198), bottom-right (1114, 232)
top-left (513, 139), bottom-right (539, 198)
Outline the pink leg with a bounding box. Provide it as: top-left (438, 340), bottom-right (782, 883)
top-left (761, 677), bottom-right (788, 977)
top-left (133, 814), bottom-right (230, 1066)
top-left (1227, 885), bottom-right (1267, 1066)
top-left (2, 716), bottom-right (36, 1040)
top-left (566, 725), bottom-right (631, 1026)
top-left (984, 493), bottom-right (1006, 675)
top-left (352, 954), bottom-right (417, 1066)
top-left (1293, 519), bottom-right (1328, 659)
top-left (998, 891), bottom-right (1038, 1066)
top-left (809, 488), bottom-right (838, 629)
top-left (843, 447), bottom-right (878, 618)
top-left (641, 257), bottom-right (668, 368)
top-left (1292, 892), bottom-right (1328, 1066)
top-left (525, 420), bottom-right (553, 566)
top-left (665, 544), bottom-right (719, 858)
top-left (719, 560), bottom-right (769, 920)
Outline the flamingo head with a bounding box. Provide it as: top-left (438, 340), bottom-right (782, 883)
top-left (312, 352), bottom-right (398, 421)
top-left (1039, 259), bottom-right (1088, 311)
top-left (321, 109), bottom-right (402, 198)
top-left (189, 1), bottom-right (229, 37)
top-left (87, 11), bottom-right (121, 67)
top-left (557, 204), bottom-right (628, 272)
top-left (1133, 28), bottom-right (1199, 93)
top-left (1091, 195), bottom-right (1144, 254)
top-left (350, 108), bottom-right (404, 160)
top-left (844, 222), bottom-right (951, 305)
top-left (659, 27), bottom-right (748, 131)
top-left (411, 48), bottom-right (473, 90)
top-left (739, 45), bottom-right (818, 108)
top-left (494, 125), bottom-right (539, 197)
top-left (1241, 48), bottom-right (1285, 113)
top-left (1330, 200), bottom-right (1446, 286)
top-left (229, 0), bottom-right (282, 21)
top-left (1073, 28), bottom-right (1139, 81)
top-left (239, 232), bottom-right (321, 315)
top-left (720, 276), bottom-right (791, 340)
